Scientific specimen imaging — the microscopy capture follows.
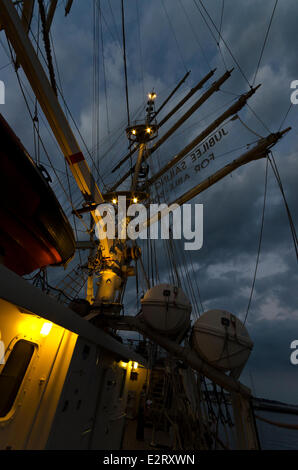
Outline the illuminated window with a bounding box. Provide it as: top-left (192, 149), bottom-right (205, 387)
top-left (0, 340), bottom-right (35, 417)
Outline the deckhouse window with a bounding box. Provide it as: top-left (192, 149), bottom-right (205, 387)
top-left (0, 340), bottom-right (35, 417)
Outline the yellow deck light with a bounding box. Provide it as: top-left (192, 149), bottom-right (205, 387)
top-left (40, 322), bottom-right (53, 337)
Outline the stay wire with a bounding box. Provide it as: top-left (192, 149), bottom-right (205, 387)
top-left (121, 0), bottom-right (130, 127)
top-left (244, 156), bottom-right (269, 325)
top-left (193, 0), bottom-right (251, 88)
top-left (161, 0), bottom-right (188, 74)
top-left (136, 0), bottom-right (145, 103)
top-left (107, 0), bottom-right (122, 48)
top-left (98, 0), bottom-right (110, 135)
top-left (278, 102), bottom-right (293, 132)
top-left (269, 152), bottom-right (298, 261)
top-left (218, 0), bottom-right (225, 45)
top-left (192, 0), bottom-right (228, 72)
top-left (252, 0), bottom-right (278, 87)
top-left (177, 0), bottom-right (211, 72)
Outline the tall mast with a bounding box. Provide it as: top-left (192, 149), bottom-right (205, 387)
top-left (110, 69), bottom-right (233, 191)
top-left (0, 0), bottom-right (123, 308)
top-left (111, 68), bottom-right (216, 175)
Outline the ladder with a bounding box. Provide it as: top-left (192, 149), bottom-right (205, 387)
top-left (54, 264), bottom-right (87, 304)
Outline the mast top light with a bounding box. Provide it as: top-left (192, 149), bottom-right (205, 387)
top-left (148, 92), bottom-right (157, 100)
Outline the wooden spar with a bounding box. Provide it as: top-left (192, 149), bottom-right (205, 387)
top-left (0, 0), bottom-right (99, 201)
top-left (145, 128), bottom-right (291, 227)
top-left (172, 128), bottom-right (291, 206)
top-left (21, 0), bottom-right (35, 34)
top-left (45, 0), bottom-right (58, 33)
top-left (157, 68), bottom-right (216, 128)
top-left (148, 72), bottom-right (232, 154)
top-left (65, 0), bottom-right (74, 16)
top-left (91, 314), bottom-right (252, 397)
top-left (0, 0), bottom-right (114, 260)
top-left (0, 0), bottom-right (128, 305)
top-left (148, 85), bottom-right (261, 186)
top-left (151, 70), bottom-right (191, 121)
top-left (110, 69), bottom-right (233, 190)
top-left (131, 143), bottom-right (146, 192)
top-left (111, 68), bottom-right (217, 175)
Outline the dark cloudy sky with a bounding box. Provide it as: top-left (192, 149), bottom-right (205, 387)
top-left (0, 0), bottom-right (297, 404)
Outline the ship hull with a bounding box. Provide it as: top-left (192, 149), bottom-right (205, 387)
top-left (0, 114), bottom-right (75, 275)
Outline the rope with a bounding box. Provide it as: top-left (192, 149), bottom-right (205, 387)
top-left (269, 153), bottom-right (298, 261)
top-left (193, 0), bottom-right (250, 88)
top-left (107, 0), bottom-right (122, 48)
top-left (255, 414), bottom-right (298, 430)
top-left (121, 0), bottom-right (130, 127)
top-left (136, 0), bottom-right (145, 103)
top-left (278, 102), bottom-right (293, 132)
top-left (244, 156), bottom-right (269, 324)
top-left (252, 0), bottom-right (279, 87)
top-left (98, 0), bottom-right (110, 135)
top-left (37, 0), bottom-right (58, 96)
top-left (161, 0), bottom-right (188, 74)
top-left (92, 0), bottom-right (100, 178)
top-left (177, 0), bottom-right (211, 72)
top-left (236, 114), bottom-right (264, 138)
top-left (247, 103), bottom-right (272, 134)
top-left (218, 0), bottom-right (225, 45)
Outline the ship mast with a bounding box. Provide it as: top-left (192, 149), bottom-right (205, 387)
top-left (0, 0), bottom-right (125, 310)
top-left (0, 0), bottom-right (292, 450)
top-left (0, 0), bottom-right (290, 315)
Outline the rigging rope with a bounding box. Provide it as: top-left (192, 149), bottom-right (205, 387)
top-left (244, 156), bottom-right (269, 325)
top-left (193, 0), bottom-right (250, 88)
top-left (236, 114), bottom-right (264, 139)
top-left (37, 0), bottom-right (58, 96)
top-left (98, 0), bottom-right (110, 135)
top-left (255, 414), bottom-right (298, 430)
top-left (218, 0), bottom-right (225, 45)
top-left (252, 0), bottom-right (279, 87)
top-left (136, 0), bottom-right (145, 104)
top-left (161, 0), bottom-right (188, 74)
top-left (121, 0), bottom-right (130, 127)
top-left (278, 102), bottom-right (293, 132)
top-left (269, 153), bottom-right (298, 261)
top-left (177, 0), bottom-right (212, 73)
top-left (107, 0), bottom-right (121, 47)
top-left (92, 0), bottom-right (100, 181)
